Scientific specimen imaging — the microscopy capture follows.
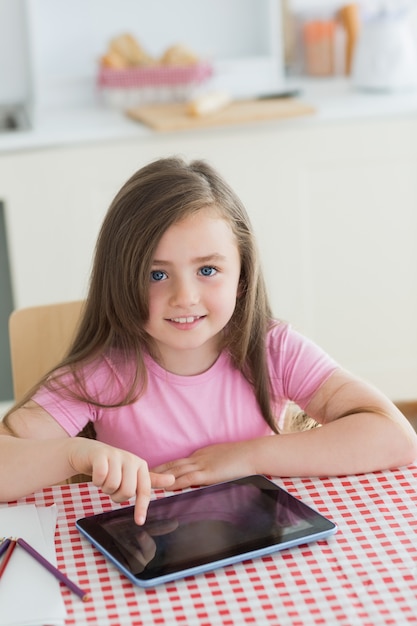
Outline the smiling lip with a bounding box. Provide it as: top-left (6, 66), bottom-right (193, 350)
top-left (169, 315), bottom-right (202, 324)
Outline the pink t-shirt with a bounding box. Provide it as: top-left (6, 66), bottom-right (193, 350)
top-left (33, 323), bottom-right (337, 468)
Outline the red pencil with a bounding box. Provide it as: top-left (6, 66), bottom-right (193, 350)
top-left (0, 539), bottom-right (17, 579)
top-left (16, 537), bottom-right (90, 602)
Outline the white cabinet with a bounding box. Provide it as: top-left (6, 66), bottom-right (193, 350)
top-left (2, 113), bottom-right (417, 400)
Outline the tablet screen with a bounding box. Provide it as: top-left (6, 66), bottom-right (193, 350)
top-left (76, 475), bottom-right (336, 586)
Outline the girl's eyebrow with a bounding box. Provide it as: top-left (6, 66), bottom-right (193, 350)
top-left (152, 253), bottom-right (227, 265)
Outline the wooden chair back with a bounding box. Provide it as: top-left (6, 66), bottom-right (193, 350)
top-left (8, 300), bottom-right (93, 484)
top-left (9, 300), bottom-right (84, 402)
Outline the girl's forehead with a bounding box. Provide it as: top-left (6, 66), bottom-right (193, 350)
top-left (153, 209), bottom-right (239, 258)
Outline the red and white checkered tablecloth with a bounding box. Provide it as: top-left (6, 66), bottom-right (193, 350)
top-left (6, 465), bottom-right (417, 626)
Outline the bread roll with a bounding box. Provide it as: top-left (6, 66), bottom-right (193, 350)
top-left (161, 44), bottom-right (199, 66)
top-left (187, 91), bottom-right (232, 117)
top-left (100, 51), bottom-right (128, 69)
top-left (109, 33), bottom-right (154, 66)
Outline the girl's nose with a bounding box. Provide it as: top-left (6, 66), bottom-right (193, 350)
top-left (170, 277), bottom-right (199, 307)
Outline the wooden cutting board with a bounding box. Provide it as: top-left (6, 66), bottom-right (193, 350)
top-left (126, 97), bottom-right (315, 132)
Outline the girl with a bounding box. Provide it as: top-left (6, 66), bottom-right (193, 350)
top-left (1, 156), bottom-right (416, 525)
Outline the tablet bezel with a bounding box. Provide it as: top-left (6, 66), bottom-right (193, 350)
top-left (76, 475), bottom-right (337, 588)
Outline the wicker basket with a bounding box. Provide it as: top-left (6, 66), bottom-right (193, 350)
top-left (97, 62), bottom-right (213, 109)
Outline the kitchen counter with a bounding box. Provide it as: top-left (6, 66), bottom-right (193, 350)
top-left (1, 78), bottom-right (417, 154)
top-left (0, 102), bottom-right (150, 153)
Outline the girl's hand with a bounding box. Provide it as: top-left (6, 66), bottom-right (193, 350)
top-left (68, 438), bottom-right (175, 525)
top-left (152, 440), bottom-right (256, 490)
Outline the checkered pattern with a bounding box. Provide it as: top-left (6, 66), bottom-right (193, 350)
top-left (97, 63), bottom-right (213, 89)
top-left (8, 466), bottom-right (417, 626)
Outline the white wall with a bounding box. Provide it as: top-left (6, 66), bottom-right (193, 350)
top-left (29, 0), bottom-right (274, 73)
top-left (0, 0), bottom-right (31, 104)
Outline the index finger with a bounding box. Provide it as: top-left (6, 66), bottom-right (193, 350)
top-left (134, 464), bottom-right (152, 526)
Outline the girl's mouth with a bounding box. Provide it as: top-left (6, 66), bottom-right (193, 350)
top-left (170, 315), bottom-right (202, 323)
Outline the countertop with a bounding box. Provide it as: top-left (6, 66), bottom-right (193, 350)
top-left (1, 78), bottom-right (417, 154)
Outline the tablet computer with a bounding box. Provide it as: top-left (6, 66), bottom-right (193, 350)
top-left (76, 474), bottom-right (337, 588)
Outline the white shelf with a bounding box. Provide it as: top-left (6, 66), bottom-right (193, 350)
top-left (289, 76), bottom-right (417, 120)
top-left (1, 77), bottom-right (417, 155)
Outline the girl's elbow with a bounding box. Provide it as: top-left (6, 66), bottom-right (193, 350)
top-left (0, 481), bottom-right (18, 503)
top-left (405, 439), bottom-right (417, 467)
top-left (395, 428), bottom-right (417, 468)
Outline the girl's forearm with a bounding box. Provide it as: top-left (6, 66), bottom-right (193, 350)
top-left (252, 414), bottom-right (417, 477)
top-left (0, 435), bottom-right (79, 501)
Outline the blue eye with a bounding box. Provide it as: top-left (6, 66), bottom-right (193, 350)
top-left (199, 266), bottom-right (217, 277)
top-left (150, 270), bottom-right (167, 282)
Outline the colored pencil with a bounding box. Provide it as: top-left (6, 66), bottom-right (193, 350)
top-left (16, 537), bottom-right (90, 601)
top-left (0, 539), bottom-right (17, 579)
top-left (0, 537), bottom-right (11, 559)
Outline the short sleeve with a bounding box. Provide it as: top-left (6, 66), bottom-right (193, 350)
top-left (267, 323), bottom-right (338, 410)
top-left (31, 355), bottom-right (128, 436)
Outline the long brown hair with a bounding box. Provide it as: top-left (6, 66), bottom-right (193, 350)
top-left (8, 157), bottom-right (278, 432)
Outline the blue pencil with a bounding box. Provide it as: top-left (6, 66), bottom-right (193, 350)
top-left (0, 537), bottom-right (11, 559)
top-left (0, 539), bottom-right (17, 579)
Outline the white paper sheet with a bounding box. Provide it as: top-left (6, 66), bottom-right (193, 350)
top-left (0, 504), bottom-right (67, 626)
